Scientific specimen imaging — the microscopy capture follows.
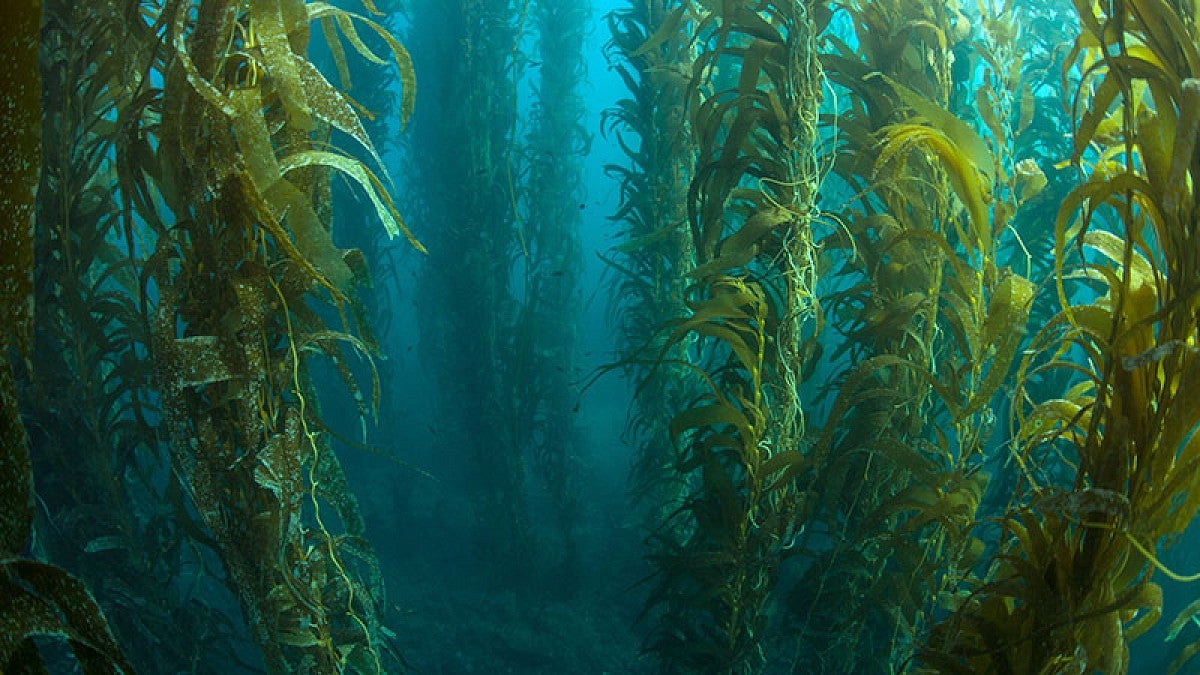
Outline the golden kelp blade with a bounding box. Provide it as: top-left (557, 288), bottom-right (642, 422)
top-left (308, 2), bottom-right (417, 128)
top-left (281, 150), bottom-right (426, 253)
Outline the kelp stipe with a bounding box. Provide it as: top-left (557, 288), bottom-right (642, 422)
top-left (779, 0), bottom-right (1044, 670)
top-left (920, 0), bottom-right (1200, 671)
top-left (786, 0), bottom-right (967, 668)
top-left (642, 275), bottom-right (790, 672)
top-left (404, 0), bottom-right (536, 577)
top-left (0, 2), bottom-right (134, 672)
top-left (615, 2), bottom-right (827, 670)
top-left (603, 0), bottom-right (700, 536)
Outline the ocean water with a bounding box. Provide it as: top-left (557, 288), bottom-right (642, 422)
top-left (5, 0), bottom-right (1200, 673)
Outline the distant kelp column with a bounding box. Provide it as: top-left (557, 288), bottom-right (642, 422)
top-left (405, 0), bottom-right (535, 574)
top-left (630, 2), bottom-right (827, 671)
top-left (137, 1), bottom-right (418, 672)
top-left (603, 0), bottom-right (700, 528)
top-left (923, 1), bottom-right (1200, 671)
top-left (0, 2), bottom-right (133, 672)
top-left (518, 0), bottom-right (589, 574)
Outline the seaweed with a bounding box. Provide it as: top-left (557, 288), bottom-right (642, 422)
top-left (404, 0), bottom-right (537, 577)
top-left (519, 0), bottom-right (591, 576)
top-left (137, 2), bottom-right (418, 670)
top-left (18, 2), bottom-right (252, 669)
top-left (920, 0), bottom-right (1200, 671)
top-left (1, 2), bottom-right (133, 672)
top-left (612, 1), bottom-right (828, 670)
top-left (771, 1), bottom-right (1054, 671)
top-left (602, 0), bottom-right (701, 533)
top-left (13, 0), bottom-right (1200, 672)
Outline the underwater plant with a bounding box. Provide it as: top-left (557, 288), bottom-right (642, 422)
top-left (787, 2), bottom-right (956, 669)
top-left (613, 1), bottom-right (828, 670)
top-left (1, 2), bottom-right (134, 672)
top-left (405, 0), bottom-right (537, 576)
top-left (4, 0), bottom-right (421, 666)
top-left (603, 0), bottom-right (700, 533)
top-left (771, 0), bottom-right (1049, 671)
top-left (520, 0), bottom-right (590, 575)
top-left (140, 1), bottom-right (418, 670)
top-left (13, 0), bottom-right (1200, 672)
top-left (406, 0), bottom-right (591, 582)
top-left (18, 1), bottom-right (252, 669)
top-left (920, 0), bottom-right (1200, 671)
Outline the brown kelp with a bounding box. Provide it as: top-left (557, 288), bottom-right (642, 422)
top-left (520, 0), bottom-right (590, 574)
top-left (1, 2), bottom-right (133, 672)
top-left (616, 1), bottom-right (827, 670)
top-left (921, 0), bottom-right (1200, 671)
top-left (139, 1), bottom-right (417, 671)
top-left (6, 0), bottom-right (418, 668)
top-left (21, 1), bottom-right (248, 669)
top-left (781, 1), bottom-right (1041, 670)
top-left (405, 0), bottom-right (536, 575)
top-left (603, 0), bottom-right (700, 525)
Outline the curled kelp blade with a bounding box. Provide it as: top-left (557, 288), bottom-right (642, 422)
top-left (1, 560), bottom-right (135, 674)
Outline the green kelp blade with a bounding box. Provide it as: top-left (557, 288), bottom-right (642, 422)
top-left (958, 274), bottom-right (1035, 421)
top-left (880, 74), bottom-right (995, 183)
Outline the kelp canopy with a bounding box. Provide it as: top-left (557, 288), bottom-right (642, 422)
top-left (5, 0), bottom-right (1200, 673)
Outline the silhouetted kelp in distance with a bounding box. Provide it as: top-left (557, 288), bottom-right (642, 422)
top-left (405, 0), bottom-right (527, 579)
top-left (402, 0), bottom-right (591, 585)
top-left (521, 0), bottom-right (590, 576)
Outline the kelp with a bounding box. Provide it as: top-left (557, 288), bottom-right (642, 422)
top-left (0, 2), bottom-right (133, 672)
top-left (786, 0), bottom-right (964, 668)
top-left (16, 2), bottom-right (249, 669)
top-left (642, 276), bottom-right (804, 673)
top-left (0, 560), bottom-right (135, 674)
top-left (778, 0), bottom-right (1045, 670)
top-left (517, 0), bottom-right (590, 575)
top-left (603, 0), bottom-right (700, 528)
top-left (0, 0), bottom-right (40, 554)
top-left (405, 0), bottom-right (536, 575)
top-left (119, 0), bottom-right (419, 671)
top-left (920, 0), bottom-right (1200, 672)
top-left (627, 1), bottom-right (827, 670)
top-left (404, 0), bottom-right (590, 580)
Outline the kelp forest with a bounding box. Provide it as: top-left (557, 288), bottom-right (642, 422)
top-left (4, 0), bottom-right (1200, 673)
